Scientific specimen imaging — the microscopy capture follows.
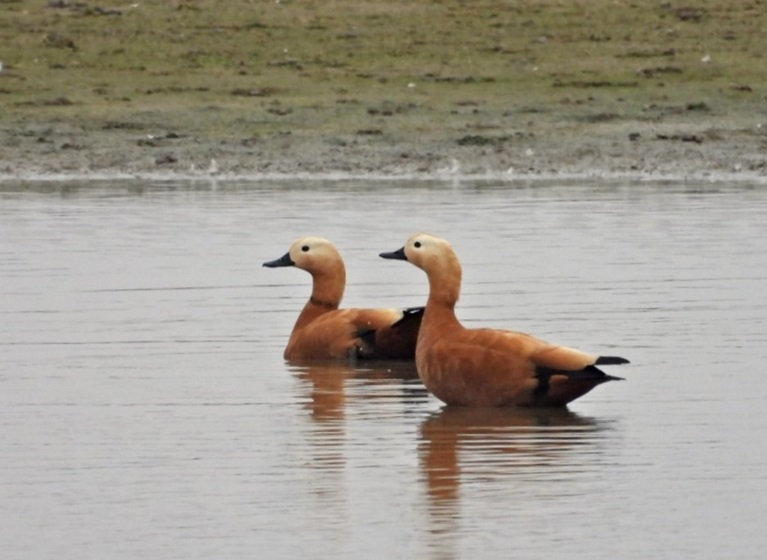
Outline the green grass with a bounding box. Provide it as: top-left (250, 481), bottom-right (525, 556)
top-left (1, 0), bottom-right (765, 144)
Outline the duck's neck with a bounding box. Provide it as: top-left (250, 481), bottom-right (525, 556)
top-left (293, 264), bottom-right (345, 331)
top-left (423, 254), bottom-right (463, 332)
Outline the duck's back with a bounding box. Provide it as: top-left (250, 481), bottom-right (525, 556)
top-left (286, 307), bottom-right (419, 360)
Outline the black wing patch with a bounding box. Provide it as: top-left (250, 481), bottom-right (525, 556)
top-left (354, 307), bottom-right (424, 360)
top-left (391, 307), bottom-right (425, 328)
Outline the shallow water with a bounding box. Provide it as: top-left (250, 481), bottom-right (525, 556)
top-left (1, 179), bottom-right (766, 559)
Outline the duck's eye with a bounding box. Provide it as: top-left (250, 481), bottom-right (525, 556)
top-left (301, 245), bottom-right (310, 252)
top-left (414, 241), bottom-right (422, 248)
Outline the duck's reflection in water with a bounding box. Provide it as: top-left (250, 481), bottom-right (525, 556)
top-left (289, 359), bottom-right (424, 422)
top-left (288, 360), bottom-right (424, 468)
top-left (286, 360), bottom-right (426, 522)
top-left (419, 406), bottom-right (612, 552)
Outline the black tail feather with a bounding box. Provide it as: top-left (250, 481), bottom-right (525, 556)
top-left (538, 365), bottom-right (623, 382)
top-left (596, 355), bottom-right (630, 365)
top-left (534, 364), bottom-right (623, 398)
top-left (569, 365), bottom-right (623, 381)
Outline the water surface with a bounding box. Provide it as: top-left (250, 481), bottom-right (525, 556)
top-left (1, 180), bottom-right (766, 559)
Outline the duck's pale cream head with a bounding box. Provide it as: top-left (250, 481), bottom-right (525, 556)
top-left (380, 233), bottom-right (462, 307)
top-left (263, 236), bottom-right (344, 275)
top-left (380, 233), bottom-right (456, 271)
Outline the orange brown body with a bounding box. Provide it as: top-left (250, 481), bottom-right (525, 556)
top-left (380, 233), bottom-right (628, 407)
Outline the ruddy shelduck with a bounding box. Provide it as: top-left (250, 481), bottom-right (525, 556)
top-left (264, 237), bottom-right (422, 361)
top-left (380, 233), bottom-right (629, 407)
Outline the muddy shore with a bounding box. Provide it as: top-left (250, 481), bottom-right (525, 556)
top-left (2, 1), bottom-right (766, 182)
top-left (2, 112), bottom-right (766, 182)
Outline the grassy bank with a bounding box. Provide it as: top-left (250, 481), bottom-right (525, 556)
top-left (1, 0), bottom-right (766, 176)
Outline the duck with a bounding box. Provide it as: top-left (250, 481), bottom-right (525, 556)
top-left (264, 237), bottom-right (422, 361)
top-left (379, 233), bottom-right (629, 407)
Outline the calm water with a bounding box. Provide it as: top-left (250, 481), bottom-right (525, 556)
top-left (1, 180), bottom-right (766, 559)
